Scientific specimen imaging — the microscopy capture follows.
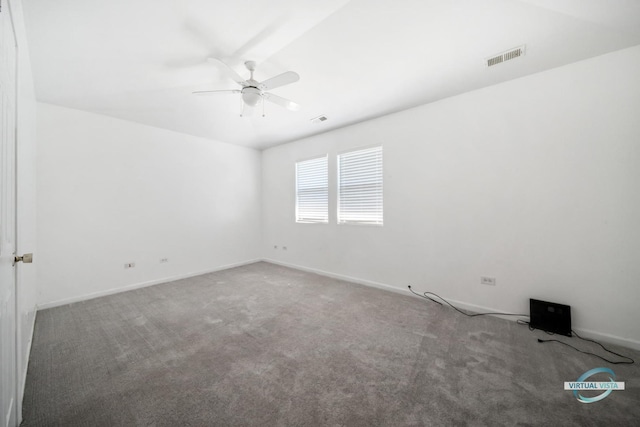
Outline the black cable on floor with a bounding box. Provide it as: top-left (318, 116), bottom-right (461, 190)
top-left (536, 338), bottom-right (634, 365)
top-left (519, 320), bottom-right (635, 365)
top-left (411, 286), bottom-right (635, 365)
top-left (407, 286), bottom-right (528, 317)
top-left (407, 285), bottom-right (442, 306)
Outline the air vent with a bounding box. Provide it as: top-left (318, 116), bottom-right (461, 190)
top-left (311, 115), bottom-right (328, 124)
top-left (486, 45), bottom-right (525, 67)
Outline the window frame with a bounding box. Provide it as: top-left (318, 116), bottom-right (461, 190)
top-left (337, 145), bottom-right (384, 226)
top-left (295, 155), bottom-right (329, 224)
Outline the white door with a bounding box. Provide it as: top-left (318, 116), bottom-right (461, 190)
top-left (0, 1), bottom-right (18, 426)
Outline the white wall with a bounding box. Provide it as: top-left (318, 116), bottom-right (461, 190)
top-left (36, 103), bottom-right (261, 307)
top-left (262, 45), bottom-right (640, 348)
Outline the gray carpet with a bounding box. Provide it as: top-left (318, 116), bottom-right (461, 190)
top-left (21, 262), bottom-right (640, 426)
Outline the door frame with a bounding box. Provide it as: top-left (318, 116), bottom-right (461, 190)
top-left (1, 0), bottom-right (20, 425)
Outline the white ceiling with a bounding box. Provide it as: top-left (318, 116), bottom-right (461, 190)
top-left (22, 0), bottom-right (640, 150)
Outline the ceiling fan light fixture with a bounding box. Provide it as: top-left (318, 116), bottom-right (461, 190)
top-left (241, 87), bottom-right (262, 107)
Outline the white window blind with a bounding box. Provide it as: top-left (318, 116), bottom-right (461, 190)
top-left (338, 146), bottom-right (383, 225)
top-left (295, 156), bottom-right (328, 223)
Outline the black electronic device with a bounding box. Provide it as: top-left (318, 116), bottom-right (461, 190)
top-left (529, 298), bottom-right (572, 337)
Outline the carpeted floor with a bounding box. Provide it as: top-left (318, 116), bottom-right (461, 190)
top-left (21, 262), bottom-right (640, 426)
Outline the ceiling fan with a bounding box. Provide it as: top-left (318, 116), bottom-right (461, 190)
top-left (193, 58), bottom-right (300, 116)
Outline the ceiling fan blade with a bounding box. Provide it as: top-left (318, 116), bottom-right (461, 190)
top-left (207, 58), bottom-right (249, 87)
top-left (258, 71), bottom-right (300, 91)
top-left (192, 89), bottom-right (241, 96)
top-left (182, 17), bottom-right (221, 57)
top-left (232, 14), bottom-right (288, 60)
top-left (164, 57), bottom-right (209, 69)
top-left (263, 93), bottom-right (301, 111)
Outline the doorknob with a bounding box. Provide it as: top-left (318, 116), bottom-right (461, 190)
top-left (14, 253), bottom-right (33, 265)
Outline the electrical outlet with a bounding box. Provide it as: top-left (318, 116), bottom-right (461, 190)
top-left (480, 276), bottom-right (496, 286)
top-left (124, 262), bottom-right (135, 269)
top-left (160, 258), bottom-right (168, 263)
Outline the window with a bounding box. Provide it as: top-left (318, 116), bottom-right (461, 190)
top-left (295, 156), bottom-right (328, 223)
top-left (338, 146), bottom-right (383, 225)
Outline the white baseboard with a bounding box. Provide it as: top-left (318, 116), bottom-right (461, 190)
top-left (262, 258), bottom-right (412, 298)
top-left (6, 397), bottom-right (13, 427)
top-left (263, 258), bottom-right (528, 317)
top-left (37, 259), bottom-right (262, 310)
top-left (261, 258), bottom-right (640, 352)
top-left (34, 257), bottom-right (640, 352)
top-left (567, 327), bottom-right (640, 352)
